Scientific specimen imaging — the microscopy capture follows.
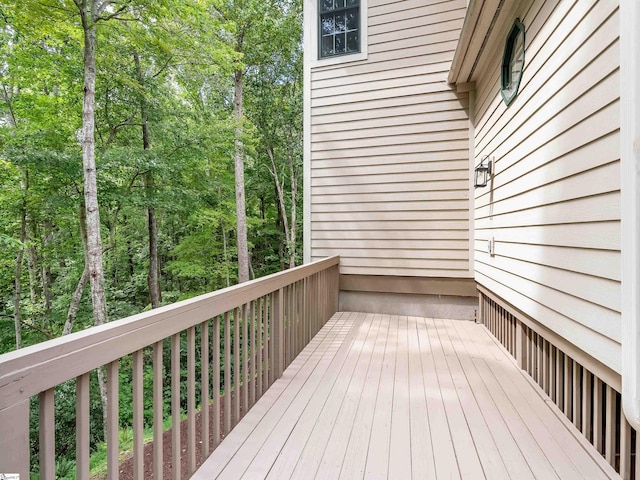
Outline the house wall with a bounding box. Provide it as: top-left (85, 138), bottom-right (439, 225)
top-left (472, 0), bottom-right (621, 373)
top-left (305, 0), bottom-right (474, 279)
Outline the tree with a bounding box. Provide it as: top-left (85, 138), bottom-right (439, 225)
top-left (74, 0), bottom-right (118, 330)
top-left (211, 0), bottom-right (301, 280)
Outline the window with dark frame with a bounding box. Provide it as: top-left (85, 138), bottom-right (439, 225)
top-left (500, 19), bottom-right (525, 106)
top-left (319, 0), bottom-right (360, 59)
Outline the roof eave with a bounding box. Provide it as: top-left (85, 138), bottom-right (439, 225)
top-left (448, 0), bottom-right (511, 85)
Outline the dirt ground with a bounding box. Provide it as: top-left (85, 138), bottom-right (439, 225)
top-left (115, 393), bottom-right (243, 480)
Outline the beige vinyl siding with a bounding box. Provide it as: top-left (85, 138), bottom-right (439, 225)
top-left (473, 0), bottom-right (621, 372)
top-left (309, 0), bottom-right (471, 278)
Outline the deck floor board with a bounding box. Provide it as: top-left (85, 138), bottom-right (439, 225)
top-left (193, 312), bottom-right (619, 480)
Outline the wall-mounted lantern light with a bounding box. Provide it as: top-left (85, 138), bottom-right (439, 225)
top-left (474, 156), bottom-right (493, 188)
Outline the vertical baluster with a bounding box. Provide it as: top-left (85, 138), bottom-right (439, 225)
top-left (489, 300), bottom-right (493, 335)
top-left (257, 297), bottom-right (264, 399)
top-left (39, 388), bottom-right (55, 480)
top-left (309, 275), bottom-right (314, 337)
top-left (224, 311), bottom-right (231, 435)
top-left (153, 341), bottom-right (163, 480)
top-left (512, 317), bottom-right (516, 356)
top-left (556, 351), bottom-right (563, 409)
top-left (524, 330), bottom-right (530, 376)
top-left (201, 319), bottom-right (210, 457)
top-left (542, 339), bottom-right (548, 393)
top-left (323, 269), bottom-right (327, 322)
top-left (297, 280), bottom-right (302, 355)
top-left (573, 361), bottom-right (581, 430)
top-left (300, 279), bottom-right (305, 346)
top-left (106, 361), bottom-right (120, 480)
top-left (234, 306), bottom-right (241, 424)
top-left (289, 283), bottom-right (294, 365)
top-left (309, 274), bottom-right (315, 335)
top-left (495, 302), bottom-right (498, 337)
top-left (250, 300), bottom-right (256, 408)
top-left (582, 371), bottom-right (592, 441)
top-left (594, 376), bottom-right (604, 453)
top-left (264, 295), bottom-right (270, 389)
top-left (76, 373), bottom-right (90, 480)
top-left (242, 303), bottom-right (249, 416)
top-left (171, 334), bottom-right (181, 480)
top-left (605, 386), bottom-right (616, 466)
top-left (537, 335), bottom-right (543, 387)
top-left (284, 285), bottom-right (288, 367)
top-left (295, 280), bottom-right (300, 355)
top-left (635, 427), bottom-right (639, 480)
top-left (133, 349), bottom-right (144, 479)
top-left (527, 331), bottom-right (532, 377)
top-left (274, 288), bottom-right (284, 379)
top-left (302, 277), bottom-right (307, 346)
top-left (269, 293), bottom-right (275, 386)
top-left (293, 281), bottom-right (298, 357)
top-left (287, 283), bottom-right (298, 358)
top-left (308, 276), bottom-right (312, 340)
top-left (213, 315), bottom-right (221, 448)
top-left (549, 346), bottom-right (556, 402)
top-left (564, 355), bottom-right (571, 416)
top-left (621, 412), bottom-right (632, 479)
top-left (187, 326), bottom-right (197, 475)
top-left (314, 273), bottom-right (319, 333)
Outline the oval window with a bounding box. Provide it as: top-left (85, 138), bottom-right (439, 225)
top-left (501, 19), bottom-right (525, 106)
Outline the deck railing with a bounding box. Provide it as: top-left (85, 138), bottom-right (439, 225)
top-left (479, 288), bottom-right (638, 478)
top-left (0, 256), bottom-right (339, 479)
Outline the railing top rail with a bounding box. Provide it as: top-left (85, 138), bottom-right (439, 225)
top-left (0, 256), bottom-right (339, 411)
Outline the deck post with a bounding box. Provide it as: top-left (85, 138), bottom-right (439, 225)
top-left (274, 287), bottom-right (285, 378)
top-left (515, 319), bottom-right (527, 371)
top-left (0, 399), bottom-right (30, 478)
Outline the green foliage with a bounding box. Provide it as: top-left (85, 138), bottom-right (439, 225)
top-left (1, 0), bottom-right (303, 473)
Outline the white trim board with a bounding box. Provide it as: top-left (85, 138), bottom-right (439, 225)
top-left (620, 0), bottom-right (640, 432)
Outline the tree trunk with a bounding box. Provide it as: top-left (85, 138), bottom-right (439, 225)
top-left (222, 224), bottom-right (230, 288)
top-left (4, 78), bottom-right (24, 349)
top-left (146, 194), bottom-right (161, 307)
top-left (234, 68), bottom-right (249, 283)
top-left (13, 176), bottom-right (27, 350)
top-left (268, 146), bottom-right (297, 269)
top-left (63, 266), bottom-right (89, 335)
top-left (134, 50), bottom-right (162, 308)
top-left (63, 204), bottom-right (90, 336)
top-left (77, 2), bottom-right (109, 440)
top-left (42, 221), bottom-right (54, 314)
top-left (79, 12), bottom-right (108, 328)
top-left (288, 152), bottom-right (298, 269)
top-left (26, 241), bottom-right (39, 305)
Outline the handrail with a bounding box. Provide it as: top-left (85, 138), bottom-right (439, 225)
top-left (0, 256), bottom-right (340, 479)
top-left (0, 256), bottom-right (338, 408)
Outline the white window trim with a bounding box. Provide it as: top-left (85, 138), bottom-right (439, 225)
top-left (306, 0), bottom-right (368, 68)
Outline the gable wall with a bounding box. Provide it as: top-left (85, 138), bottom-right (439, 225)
top-left (306, 0), bottom-right (473, 278)
top-left (472, 0), bottom-right (621, 372)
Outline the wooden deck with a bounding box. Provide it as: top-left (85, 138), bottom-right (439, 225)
top-left (193, 312), bottom-right (619, 479)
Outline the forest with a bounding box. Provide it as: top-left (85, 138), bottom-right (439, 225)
top-left (0, 0), bottom-right (302, 351)
top-left (0, 0), bottom-right (303, 476)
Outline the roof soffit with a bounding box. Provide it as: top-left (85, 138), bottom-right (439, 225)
top-left (449, 0), bottom-right (520, 85)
